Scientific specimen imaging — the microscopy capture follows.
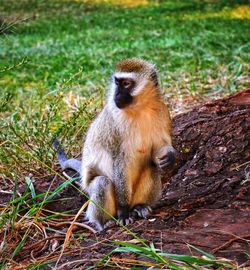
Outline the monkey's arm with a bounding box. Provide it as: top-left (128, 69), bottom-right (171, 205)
top-left (153, 116), bottom-right (176, 170)
top-left (53, 138), bottom-right (81, 173)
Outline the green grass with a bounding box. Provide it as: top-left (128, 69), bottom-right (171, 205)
top-left (96, 241), bottom-right (237, 269)
top-left (0, 0), bottom-right (250, 268)
top-left (1, 0), bottom-right (249, 175)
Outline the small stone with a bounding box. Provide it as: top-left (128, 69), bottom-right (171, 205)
top-left (203, 222), bottom-right (209, 228)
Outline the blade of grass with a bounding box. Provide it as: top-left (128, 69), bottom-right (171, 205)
top-left (25, 176), bottom-right (36, 199)
top-left (187, 244), bottom-right (216, 259)
top-left (114, 241), bottom-right (182, 270)
top-left (46, 177), bottom-right (75, 201)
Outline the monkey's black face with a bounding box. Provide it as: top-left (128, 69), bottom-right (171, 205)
top-left (114, 77), bottom-right (135, 109)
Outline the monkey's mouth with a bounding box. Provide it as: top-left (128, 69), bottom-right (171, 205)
top-left (114, 94), bottom-right (133, 109)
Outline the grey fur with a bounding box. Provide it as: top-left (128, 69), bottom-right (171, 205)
top-left (53, 138), bottom-right (81, 173)
top-left (85, 176), bottom-right (114, 231)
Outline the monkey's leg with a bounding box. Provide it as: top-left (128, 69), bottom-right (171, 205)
top-left (86, 176), bottom-right (117, 231)
top-left (131, 167), bottom-right (161, 218)
top-left (113, 158), bottom-right (134, 226)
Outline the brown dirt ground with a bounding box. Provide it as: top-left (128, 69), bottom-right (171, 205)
top-left (1, 90), bottom-right (249, 269)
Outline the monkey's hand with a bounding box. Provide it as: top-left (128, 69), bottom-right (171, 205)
top-left (117, 205), bottom-right (133, 226)
top-left (132, 204), bottom-right (152, 219)
top-left (157, 146), bottom-right (176, 171)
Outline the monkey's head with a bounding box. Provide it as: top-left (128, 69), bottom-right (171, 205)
top-left (110, 58), bottom-right (159, 109)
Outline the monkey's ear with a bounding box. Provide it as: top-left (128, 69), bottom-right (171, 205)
top-left (151, 71), bottom-right (158, 87)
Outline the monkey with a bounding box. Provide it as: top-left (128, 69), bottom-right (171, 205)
top-left (54, 58), bottom-right (175, 231)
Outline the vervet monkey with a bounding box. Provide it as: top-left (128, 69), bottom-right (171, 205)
top-left (54, 58), bottom-right (175, 231)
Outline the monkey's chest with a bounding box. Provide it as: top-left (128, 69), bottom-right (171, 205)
top-left (132, 124), bottom-right (156, 152)
top-left (126, 131), bottom-right (154, 160)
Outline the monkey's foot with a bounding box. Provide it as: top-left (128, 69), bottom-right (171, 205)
top-left (118, 216), bottom-right (134, 226)
top-left (87, 220), bottom-right (114, 232)
top-left (132, 204), bottom-right (152, 219)
top-left (105, 219), bottom-right (115, 228)
top-left (117, 206), bottom-right (134, 226)
top-left (100, 218), bottom-right (132, 230)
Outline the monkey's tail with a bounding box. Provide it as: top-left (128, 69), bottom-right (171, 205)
top-left (53, 138), bottom-right (81, 174)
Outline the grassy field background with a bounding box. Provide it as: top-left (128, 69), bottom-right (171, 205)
top-left (1, 0), bottom-right (249, 175)
top-left (0, 0), bottom-right (250, 268)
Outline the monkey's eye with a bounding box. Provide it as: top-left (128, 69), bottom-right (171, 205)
top-left (122, 79), bottom-right (133, 89)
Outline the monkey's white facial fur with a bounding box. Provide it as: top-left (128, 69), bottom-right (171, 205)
top-left (110, 72), bottom-right (148, 110)
top-left (114, 72), bottom-right (147, 96)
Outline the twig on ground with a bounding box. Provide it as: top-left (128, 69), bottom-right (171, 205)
top-left (213, 234), bottom-right (250, 253)
top-left (46, 220), bottom-right (97, 234)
